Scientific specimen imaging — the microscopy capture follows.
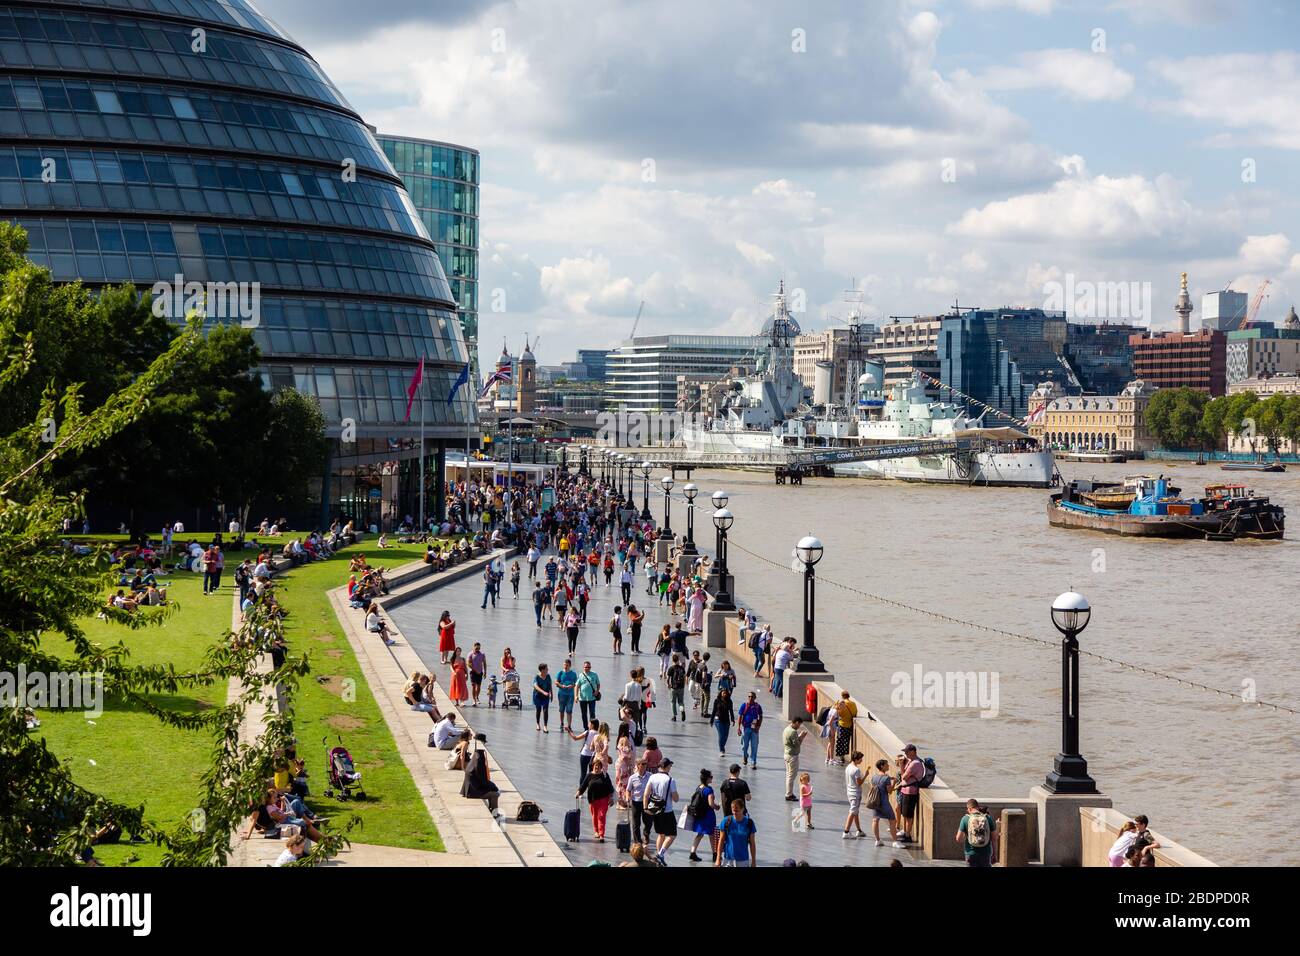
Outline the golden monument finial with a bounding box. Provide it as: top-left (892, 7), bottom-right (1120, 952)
top-left (1180, 271), bottom-right (1188, 292)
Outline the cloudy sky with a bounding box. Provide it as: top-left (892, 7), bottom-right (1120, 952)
top-left (262, 0), bottom-right (1300, 365)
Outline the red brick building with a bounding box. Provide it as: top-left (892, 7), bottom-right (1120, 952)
top-left (1129, 329), bottom-right (1227, 395)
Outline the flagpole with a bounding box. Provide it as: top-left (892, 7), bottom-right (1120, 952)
top-left (465, 371), bottom-right (473, 495)
top-left (418, 366), bottom-right (426, 535)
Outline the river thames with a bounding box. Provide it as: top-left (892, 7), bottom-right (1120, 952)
top-left (673, 460), bottom-right (1298, 866)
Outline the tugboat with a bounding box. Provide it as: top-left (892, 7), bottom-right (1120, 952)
top-left (1048, 476), bottom-right (1284, 540)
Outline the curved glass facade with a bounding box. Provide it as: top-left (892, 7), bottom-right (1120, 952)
top-left (378, 134), bottom-right (478, 378)
top-left (0, 0), bottom-right (474, 525)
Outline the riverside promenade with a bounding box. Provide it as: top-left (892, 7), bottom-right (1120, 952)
top-left (388, 550), bottom-right (940, 867)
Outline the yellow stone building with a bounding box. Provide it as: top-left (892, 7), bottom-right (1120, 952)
top-left (1028, 380), bottom-right (1157, 453)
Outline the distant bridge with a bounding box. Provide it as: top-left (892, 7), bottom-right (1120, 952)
top-left (572, 439), bottom-right (977, 473)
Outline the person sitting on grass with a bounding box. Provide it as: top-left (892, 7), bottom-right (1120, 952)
top-left (349, 553), bottom-right (370, 573)
top-left (377, 532), bottom-right (390, 549)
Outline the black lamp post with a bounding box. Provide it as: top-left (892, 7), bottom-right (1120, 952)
top-left (681, 483), bottom-right (698, 554)
top-left (660, 475), bottom-right (674, 538)
top-left (711, 501), bottom-right (735, 611)
top-left (1043, 591), bottom-right (1098, 794)
top-left (616, 454), bottom-right (625, 497)
top-left (794, 535), bottom-right (826, 672)
top-left (640, 460), bottom-right (653, 521)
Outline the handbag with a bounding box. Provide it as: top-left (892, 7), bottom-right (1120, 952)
top-left (865, 778), bottom-right (882, 811)
top-left (679, 807), bottom-right (694, 831)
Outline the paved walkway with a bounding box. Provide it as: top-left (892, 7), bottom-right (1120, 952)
top-left (389, 550), bottom-right (925, 867)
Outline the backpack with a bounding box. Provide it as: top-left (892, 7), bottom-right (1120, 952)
top-left (917, 757), bottom-right (938, 789)
top-left (747, 630), bottom-right (761, 650)
top-left (516, 800), bottom-right (541, 822)
top-left (644, 777), bottom-right (671, 815)
top-left (966, 811), bottom-right (991, 849)
top-left (688, 786), bottom-right (709, 819)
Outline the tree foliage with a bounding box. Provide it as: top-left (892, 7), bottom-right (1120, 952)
top-left (0, 228), bottom-right (344, 866)
top-left (1144, 387), bottom-right (1210, 449)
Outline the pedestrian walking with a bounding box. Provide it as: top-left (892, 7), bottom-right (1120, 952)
top-left (554, 658), bottom-right (578, 732)
top-left (644, 757), bottom-right (678, 865)
top-left (686, 769), bottom-right (720, 863)
top-left (710, 688), bottom-right (734, 756)
top-left (532, 663), bottom-right (553, 732)
top-left (716, 799), bottom-right (757, 868)
top-left (666, 653), bottom-right (687, 721)
top-left (737, 691), bottom-right (763, 768)
top-left (956, 798), bottom-right (997, 867)
top-left (576, 756), bottom-right (615, 842)
top-left (576, 661), bottom-right (600, 726)
top-left (468, 642), bottom-right (486, 706)
top-left (437, 610), bottom-right (456, 664)
top-left (569, 717), bottom-right (600, 782)
top-left (867, 758), bottom-right (904, 847)
top-left (609, 605), bottom-right (623, 655)
top-left (843, 751), bottom-right (868, 839)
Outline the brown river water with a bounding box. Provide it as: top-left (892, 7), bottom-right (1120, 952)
top-left (671, 460), bottom-right (1297, 866)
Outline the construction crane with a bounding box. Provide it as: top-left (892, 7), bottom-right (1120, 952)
top-left (1239, 279), bottom-right (1272, 330)
top-left (629, 299), bottom-right (645, 339)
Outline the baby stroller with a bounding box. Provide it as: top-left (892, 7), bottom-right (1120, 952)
top-left (323, 735), bottom-right (365, 801)
top-left (502, 669), bottom-right (523, 710)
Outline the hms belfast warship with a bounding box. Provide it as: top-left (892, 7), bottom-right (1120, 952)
top-left (677, 283), bottom-right (1057, 487)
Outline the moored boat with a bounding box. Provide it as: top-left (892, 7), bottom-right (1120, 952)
top-left (1220, 461), bottom-right (1286, 473)
top-left (1049, 476), bottom-right (1284, 540)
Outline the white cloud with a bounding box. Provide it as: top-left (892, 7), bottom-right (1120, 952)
top-left (949, 171), bottom-right (1193, 243)
top-left (972, 49), bottom-right (1134, 101)
top-left (1237, 234), bottom-right (1290, 271)
top-left (1149, 52), bottom-right (1300, 150)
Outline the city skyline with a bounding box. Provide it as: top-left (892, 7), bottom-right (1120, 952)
top-left (267, 0), bottom-right (1300, 364)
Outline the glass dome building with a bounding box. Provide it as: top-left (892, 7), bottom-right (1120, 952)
top-left (0, 0), bottom-right (472, 527)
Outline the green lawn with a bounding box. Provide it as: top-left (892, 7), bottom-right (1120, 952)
top-left (36, 567), bottom-right (232, 866)
top-left (34, 534), bottom-right (448, 864)
top-left (272, 536), bottom-right (444, 853)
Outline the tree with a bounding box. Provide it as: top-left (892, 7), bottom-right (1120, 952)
top-left (1202, 391), bottom-right (1257, 450)
top-left (1247, 393), bottom-right (1292, 456)
top-left (1144, 387), bottom-right (1209, 449)
top-left (0, 236), bottom-right (346, 865)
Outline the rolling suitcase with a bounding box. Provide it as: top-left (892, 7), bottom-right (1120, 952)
top-left (564, 801), bottom-right (581, 842)
top-left (615, 807), bottom-right (632, 853)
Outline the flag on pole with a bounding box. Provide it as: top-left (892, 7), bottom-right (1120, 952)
top-left (404, 356), bottom-right (425, 422)
top-left (479, 364), bottom-right (512, 399)
top-left (447, 361), bottom-right (470, 404)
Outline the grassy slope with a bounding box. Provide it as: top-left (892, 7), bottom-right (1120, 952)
top-left (274, 536), bottom-right (444, 853)
top-left (34, 535), bottom-right (447, 864)
top-left (35, 568), bottom-right (231, 866)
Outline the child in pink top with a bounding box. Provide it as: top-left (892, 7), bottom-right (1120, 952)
top-left (799, 772), bottom-right (814, 830)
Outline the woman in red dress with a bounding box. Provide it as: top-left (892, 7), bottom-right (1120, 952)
top-left (449, 648), bottom-right (469, 706)
top-left (438, 610), bottom-right (456, 664)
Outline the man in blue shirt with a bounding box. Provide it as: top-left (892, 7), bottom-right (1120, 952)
top-left (737, 692), bottom-right (763, 768)
top-left (716, 798), bottom-right (757, 867)
top-left (554, 658), bottom-right (578, 733)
